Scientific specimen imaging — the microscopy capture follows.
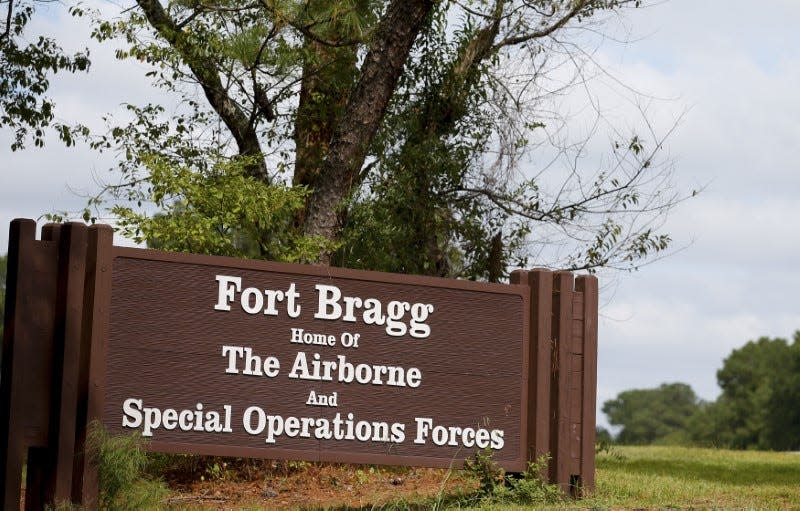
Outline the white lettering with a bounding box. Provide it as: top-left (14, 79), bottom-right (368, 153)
top-left (286, 283), bottom-right (301, 318)
top-left (243, 406), bottom-right (266, 435)
top-left (122, 398), bottom-right (142, 428)
top-left (314, 284), bottom-right (342, 320)
top-left (221, 345), bottom-right (243, 374)
top-left (412, 417), bottom-right (504, 450)
top-left (213, 276), bottom-right (302, 318)
top-left (414, 417), bottom-right (433, 444)
top-left (214, 275), bottom-right (241, 311)
top-left (222, 345), bottom-right (280, 377)
top-left (121, 399), bottom-right (233, 438)
top-left (288, 352), bottom-right (422, 387)
top-left (178, 410), bottom-right (193, 431)
top-left (162, 408), bottom-right (178, 430)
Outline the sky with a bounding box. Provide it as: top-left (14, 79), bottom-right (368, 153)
top-left (2, 1), bottom-right (799, 430)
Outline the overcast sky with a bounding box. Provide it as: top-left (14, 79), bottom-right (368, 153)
top-left (2, 1), bottom-right (799, 429)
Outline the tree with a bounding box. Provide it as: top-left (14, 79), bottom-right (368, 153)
top-left (0, 0), bottom-right (90, 149)
top-left (602, 382), bottom-right (701, 445)
top-left (83, 0), bottom-right (686, 276)
top-left (690, 334), bottom-right (800, 450)
top-left (763, 333), bottom-right (800, 450)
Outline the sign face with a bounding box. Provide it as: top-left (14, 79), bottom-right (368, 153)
top-left (101, 248), bottom-right (529, 470)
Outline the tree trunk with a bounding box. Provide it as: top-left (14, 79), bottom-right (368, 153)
top-left (303, 0), bottom-right (435, 264)
top-left (293, 35), bottom-right (358, 222)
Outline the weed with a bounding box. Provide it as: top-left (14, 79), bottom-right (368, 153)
top-left (201, 460), bottom-right (230, 482)
top-left (86, 422), bottom-right (168, 511)
top-left (463, 448), bottom-right (505, 497)
top-left (462, 448), bottom-right (562, 507)
top-left (497, 455), bottom-right (563, 505)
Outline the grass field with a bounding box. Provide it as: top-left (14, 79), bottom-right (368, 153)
top-left (510, 445), bottom-right (800, 510)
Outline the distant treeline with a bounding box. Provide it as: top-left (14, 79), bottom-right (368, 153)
top-left (600, 332), bottom-right (800, 450)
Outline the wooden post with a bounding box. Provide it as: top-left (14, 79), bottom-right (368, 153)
top-left (511, 269), bottom-right (553, 467)
top-left (551, 271), bottom-right (574, 492)
top-left (74, 223), bottom-right (114, 509)
top-left (576, 275), bottom-right (598, 493)
top-left (1, 220), bottom-right (97, 509)
top-left (1, 219), bottom-right (59, 510)
top-left (513, 269), bottom-right (598, 495)
top-left (47, 223), bottom-right (90, 502)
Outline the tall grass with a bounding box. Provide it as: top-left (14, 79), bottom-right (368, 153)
top-left (86, 423), bottom-right (168, 511)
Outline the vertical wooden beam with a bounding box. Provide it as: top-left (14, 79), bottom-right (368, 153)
top-left (46, 223), bottom-right (89, 503)
top-left (550, 271), bottom-right (574, 492)
top-left (528, 270), bottom-right (553, 463)
top-left (576, 275), bottom-right (598, 494)
top-left (32, 223), bottom-right (62, 511)
top-left (75, 223), bottom-right (114, 509)
top-left (1, 219), bottom-right (37, 511)
top-left (511, 269), bottom-right (554, 472)
top-left (1, 220), bottom-right (63, 510)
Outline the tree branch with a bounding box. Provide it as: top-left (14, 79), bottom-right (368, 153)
top-left (136, 0), bottom-right (269, 180)
top-left (2, 0), bottom-right (13, 42)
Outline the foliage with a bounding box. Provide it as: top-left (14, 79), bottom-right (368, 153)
top-left (462, 448), bottom-right (562, 506)
top-left (78, 0), bottom-right (687, 276)
top-left (689, 333), bottom-right (800, 450)
top-left (86, 422), bottom-right (168, 511)
top-left (0, 0), bottom-right (90, 150)
top-left (48, 501), bottom-right (83, 511)
top-left (108, 155), bottom-right (333, 262)
top-left (494, 457), bottom-right (563, 505)
top-left (762, 336), bottom-right (800, 450)
top-left (602, 332), bottom-right (800, 451)
top-left (602, 382), bottom-right (701, 445)
top-left (595, 426), bottom-right (613, 446)
top-left (463, 448), bottom-right (506, 497)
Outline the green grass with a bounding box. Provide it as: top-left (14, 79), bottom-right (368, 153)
top-left (489, 446), bottom-right (800, 510)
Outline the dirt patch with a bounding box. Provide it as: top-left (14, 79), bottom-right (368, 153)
top-left (158, 460), bottom-right (478, 510)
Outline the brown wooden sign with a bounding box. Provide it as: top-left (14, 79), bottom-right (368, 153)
top-left (100, 248), bottom-right (529, 469)
top-left (1, 219), bottom-right (598, 509)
